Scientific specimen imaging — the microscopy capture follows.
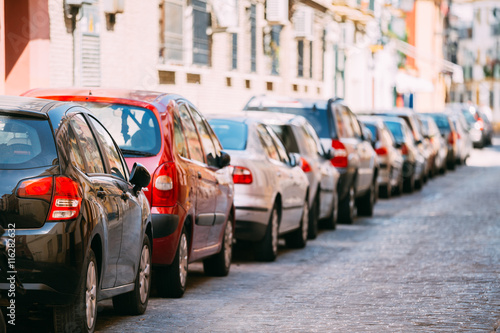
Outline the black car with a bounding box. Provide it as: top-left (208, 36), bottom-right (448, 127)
top-left (244, 95), bottom-right (378, 224)
top-left (0, 96), bottom-right (152, 333)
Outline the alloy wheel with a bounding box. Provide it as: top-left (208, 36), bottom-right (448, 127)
top-left (85, 261), bottom-right (97, 330)
top-left (179, 233), bottom-right (188, 288)
top-left (223, 222), bottom-right (233, 268)
top-left (139, 244), bottom-right (151, 304)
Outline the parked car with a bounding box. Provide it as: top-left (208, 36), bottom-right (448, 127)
top-left (382, 116), bottom-right (422, 193)
top-left (0, 96), bottom-right (153, 332)
top-left (447, 111), bottom-right (473, 165)
top-left (258, 112), bottom-right (340, 234)
top-left (23, 88), bottom-right (235, 298)
top-left (448, 103), bottom-right (493, 148)
top-left (360, 108), bottom-right (427, 189)
top-left (244, 95), bottom-right (378, 224)
top-left (208, 114), bottom-right (310, 261)
top-left (424, 112), bottom-right (458, 170)
top-left (417, 114), bottom-right (448, 175)
top-left (358, 115), bottom-right (404, 198)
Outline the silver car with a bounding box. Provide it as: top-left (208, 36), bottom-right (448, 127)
top-left (358, 116), bottom-right (404, 198)
top-left (208, 115), bottom-right (310, 262)
top-left (257, 112), bottom-right (340, 236)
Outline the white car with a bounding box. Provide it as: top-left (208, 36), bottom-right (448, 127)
top-left (208, 115), bottom-right (310, 261)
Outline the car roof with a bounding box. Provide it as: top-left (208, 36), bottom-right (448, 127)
top-left (245, 94), bottom-right (333, 110)
top-left (0, 96), bottom-right (62, 117)
top-left (208, 111), bottom-right (307, 126)
top-left (362, 107), bottom-right (416, 116)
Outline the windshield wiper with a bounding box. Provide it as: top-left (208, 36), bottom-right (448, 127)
top-left (120, 149), bottom-right (155, 157)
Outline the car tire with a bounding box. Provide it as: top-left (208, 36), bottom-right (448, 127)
top-left (113, 236), bottom-right (152, 315)
top-left (307, 195), bottom-right (319, 240)
top-left (158, 228), bottom-right (188, 298)
top-left (285, 200), bottom-right (309, 249)
top-left (255, 203), bottom-right (279, 262)
top-left (338, 183), bottom-right (355, 224)
top-left (357, 179), bottom-right (375, 217)
top-left (379, 183), bottom-right (391, 199)
top-left (403, 173), bottom-right (415, 193)
top-left (203, 216), bottom-right (233, 277)
top-left (54, 249), bottom-right (98, 333)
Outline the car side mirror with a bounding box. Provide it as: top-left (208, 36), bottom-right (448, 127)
top-left (218, 151), bottom-right (231, 168)
top-left (129, 162), bottom-right (151, 194)
top-left (394, 142), bottom-right (402, 149)
top-left (288, 152), bottom-right (301, 168)
top-left (323, 148), bottom-right (333, 160)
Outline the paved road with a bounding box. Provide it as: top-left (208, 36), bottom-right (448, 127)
top-left (11, 140), bottom-right (500, 332)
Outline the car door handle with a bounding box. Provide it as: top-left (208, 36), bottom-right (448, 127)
top-left (198, 172), bottom-right (202, 179)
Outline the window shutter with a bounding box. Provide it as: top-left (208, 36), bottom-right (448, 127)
top-left (266, 0), bottom-right (288, 25)
top-left (81, 33), bottom-right (101, 87)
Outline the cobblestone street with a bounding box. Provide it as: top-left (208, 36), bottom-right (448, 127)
top-left (12, 141), bottom-right (500, 332)
top-left (91, 139), bottom-right (500, 332)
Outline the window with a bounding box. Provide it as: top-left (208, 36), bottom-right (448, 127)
top-left (232, 33), bottom-right (238, 70)
top-left (300, 124), bottom-right (320, 155)
top-left (257, 124), bottom-right (279, 161)
top-left (309, 40), bottom-right (313, 79)
top-left (193, 0), bottom-right (211, 65)
top-left (189, 105), bottom-right (218, 167)
top-left (178, 104), bottom-right (205, 163)
top-left (304, 122), bottom-right (324, 156)
top-left (250, 4), bottom-right (257, 72)
top-left (67, 125), bottom-right (86, 171)
top-left (174, 113), bottom-right (189, 158)
top-left (69, 114), bottom-right (105, 174)
top-left (160, 0), bottom-right (184, 62)
top-left (267, 126), bottom-right (290, 165)
top-left (335, 107), bottom-right (354, 138)
top-left (209, 119), bottom-right (248, 150)
top-left (298, 40), bottom-right (304, 77)
top-left (270, 125), bottom-right (299, 154)
top-left (349, 111), bottom-right (362, 139)
top-left (271, 25), bottom-right (281, 75)
top-left (88, 116), bottom-right (128, 180)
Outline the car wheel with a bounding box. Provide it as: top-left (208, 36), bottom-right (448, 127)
top-left (379, 183), bottom-right (391, 199)
top-left (338, 183), bottom-right (355, 224)
top-left (54, 249), bottom-right (98, 333)
top-left (285, 200), bottom-right (308, 249)
top-left (255, 203), bottom-right (279, 262)
top-left (357, 179), bottom-right (375, 217)
top-left (307, 195), bottom-right (319, 240)
top-left (158, 228), bottom-right (188, 298)
top-left (203, 216), bottom-right (233, 276)
top-left (113, 236), bottom-right (152, 315)
top-left (403, 172), bottom-right (415, 193)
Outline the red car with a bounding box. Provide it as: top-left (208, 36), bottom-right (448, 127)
top-left (24, 89), bottom-right (235, 298)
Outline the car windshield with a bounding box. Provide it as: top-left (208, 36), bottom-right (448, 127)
top-left (209, 119), bottom-right (248, 150)
top-left (384, 120), bottom-right (404, 143)
top-left (364, 123), bottom-right (377, 141)
top-left (79, 102), bottom-right (161, 156)
top-left (461, 109), bottom-right (476, 125)
top-left (0, 115), bottom-right (57, 169)
top-left (427, 114), bottom-right (450, 134)
top-left (245, 105), bottom-right (333, 138)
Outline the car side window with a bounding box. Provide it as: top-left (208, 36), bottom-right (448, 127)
top-left (266, 126), bottom-right (290, 165)
top-left (88, 115), bottom-right (128, 180)
top-left (300, 124), bottom-right (320, 155)
top-left (189, 105), bottom-right (218, 167)
top-left (67, 124), bottom-right (87, 172)
top-left (173, 112), bottom-right (190, 159)
top-left (304, 122), bottom-right (325, 156)
top-left (336, 106), bottom-right (354, 138)
top-left (256, 124), bottom-right (280, 161)
top-left (349, 112), bottom-right (362, 139)
top-left (178, 104), bottom-right (205, 163)
top-left (69, 114), bottom-right (105, 174)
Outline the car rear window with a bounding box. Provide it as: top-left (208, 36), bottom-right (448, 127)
top-left (209, 119), bottom-right (248, 150)
top-left (383, 120), bottom-right (404, 142)
top-left (364, 123), bottom-right (378, 141)
top-left (460, 109), bottom-right (476, 125)
top-left (0, 115), bottom-right (57, 169)
top-left (80, 103), bottom-right (161, 156)
top-left (246, 106), bottom-right (334, 139)
top-left (270, 125), bottom-right (299, 153)
top-left (427, 114), bottom-right (450, 134)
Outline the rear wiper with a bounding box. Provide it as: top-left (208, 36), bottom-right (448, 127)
top-left (120, 149), bottom-right (155, 157)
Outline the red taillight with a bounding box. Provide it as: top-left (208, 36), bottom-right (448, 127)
top-left (152, 162), bottom-right (177, 207)
top-left (232, 166), bottom-right (253, 184)
top-left (330, 140), bottom-right (348, 168)
top-left (18, 176), bottom-right (82, 221)
top-left (375, 147), bottom-right (388, 156)
top-left (448, 132), bottom-right (456, 145)
top-left (300, 157), bottom-right (312, 173)
top-left (401, 143), bottom-right (408, 155)
top-left (477, 118), bottom-right (484, 131)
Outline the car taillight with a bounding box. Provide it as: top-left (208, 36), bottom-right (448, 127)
top-left (18, 176), bottom-right (82, 221)
top-left (477, 118), bottom-right (484, 131)
top-left (300, 157), bottom-right (312, 173)
top-left (152, 162), bottom-right (177, 207)
top-left (330, 140), bottom-right (348, 168)
top-left (401, 143), bottom-right (408, 155)
top-left (375, 147), bottom-right (388, 156)
top-left (448, 132), bottom-right (456, 145)
top-left (232, 166), bottom-right (253, 184)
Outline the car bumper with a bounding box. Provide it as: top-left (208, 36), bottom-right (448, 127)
top-left (234, 194), bottom-right (272, 241)
top-left (0, 221), bottom-right (86, 306)
top-left (151, 206), bottom-right (183, 266)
